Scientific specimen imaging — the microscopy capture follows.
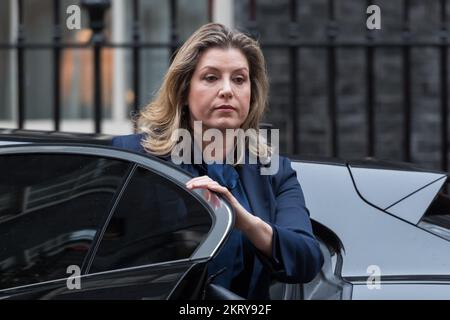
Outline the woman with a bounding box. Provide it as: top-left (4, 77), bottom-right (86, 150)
top-left (112, 23), bottom-right (323, 299)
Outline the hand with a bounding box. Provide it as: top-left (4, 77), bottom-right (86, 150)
top-left (186, 176), bottom-right (274, 258)
top-left (186, 175), bottom-right (248, 223)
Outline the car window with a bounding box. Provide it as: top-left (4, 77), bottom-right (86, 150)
top-left (418, 178), bottom-right (450, 241)
top-left (90, 166), bottom-right (213, 273)
top-left (0, 154), bottom-right (130, 290)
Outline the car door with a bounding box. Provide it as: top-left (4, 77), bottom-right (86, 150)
top-left (0, 144), bottom-right (233, 299)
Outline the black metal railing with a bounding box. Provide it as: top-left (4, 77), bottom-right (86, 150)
top-left (246, 0), bottom-right (449, 171)
top-left (0, 0), bottom-right (449, 172)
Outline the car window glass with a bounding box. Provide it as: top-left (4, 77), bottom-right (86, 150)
top-left (0, 154), bottom-right (130, 290)
top-left (91, 166), bottom-right (213, 272)
top-left (418, 178), bottom-right (450, 241)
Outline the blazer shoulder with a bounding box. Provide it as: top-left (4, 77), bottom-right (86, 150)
top-left (111, 133), bottom-right (146, 154)
top-left (273, 155), bottom-right (295, 177)
top-left (269, 155), bottom-right (299, 190)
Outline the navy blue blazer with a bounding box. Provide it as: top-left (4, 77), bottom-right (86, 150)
top-left (111, 134), bottom-right (324, 299)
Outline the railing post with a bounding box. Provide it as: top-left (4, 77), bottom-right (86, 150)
top-left (132, 0), bottom-right (140, 132)
top-left (169, 0), bottom-right (178, 61)
top-left (402, 0), bottom-right (412, 162)
top-left (208, 0), bottom-right (214, 22)
top-left (81, 0), bottom-right (111, 133)
top-left (17, 0), bottom-right (25, 129)
top-left (440, 0), bottom-right (448, 172)
top-left (53, 0), bottom-right (61, 131)
top-left (247, 0), bottom-right (258, 39)
top-left (327, 0), bottom-right (338, 157)
top-left (366, 0), bottom-right (376, 158)
top-left (289, 0), bottom-right (300, 155)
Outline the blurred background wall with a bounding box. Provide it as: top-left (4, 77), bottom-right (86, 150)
top-left (0, 0), bottom-right (449, 172)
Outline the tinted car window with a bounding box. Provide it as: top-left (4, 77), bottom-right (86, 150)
top-left (91, 166), bottom-right (212, 272)
top-left (0, 154), bottom-right (130, 290)
top-left (418, 178), bottom-right (450, 241)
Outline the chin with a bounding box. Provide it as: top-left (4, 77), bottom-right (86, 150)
top-left (209, 119), bottom-right (242, 131)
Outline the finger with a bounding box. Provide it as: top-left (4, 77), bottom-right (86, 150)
top-left (186, 175), bottom-right (211, 184)
top-left (211, 194), bottom-right (221, 209)
top-left (200, 182), bottom-right (229, 195)
top-left (189, 182), bottom-right (236, 209)
top-left (187, 179), bottom-right (223, 191)
top-left (200, 189), bottom-right (220, 209)
top-left (198, 181), bottom-right (223, 190)
top-left (187, 181), bottom-right (214, 190)
top-left (203, 189), bottom-right (212, 202)
top-left (186, 177), bottom-right (219, 189)
top-left (188, 181), bottom-right (218, 191)
top-left (186, 176), bottom-right (213, 187)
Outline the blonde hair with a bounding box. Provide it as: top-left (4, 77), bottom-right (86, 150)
top-left (137, 23), bottom-right (271, 160)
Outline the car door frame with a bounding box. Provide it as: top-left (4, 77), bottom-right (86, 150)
top-left (0, 143), bottom-right (234, 299)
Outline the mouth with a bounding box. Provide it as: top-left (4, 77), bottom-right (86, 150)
top-left (214, 105), bottom-right (236, 111)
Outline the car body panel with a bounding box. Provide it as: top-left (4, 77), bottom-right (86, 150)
top-left (386, 176), bottom-right (447, 224)
top-left (351, 283), bottom-right (450, 300)
top-left (349, 166), bottom-right (446, 210)
top-left (292, 162), bottom-right (450, 281)
top-left (1, 260), bottom-right (203, 300)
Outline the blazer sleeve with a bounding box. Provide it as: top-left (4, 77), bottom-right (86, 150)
top-left (110, 134), bottom-right (145, 154)
top-left (259, 156), bottom-right (324, 283)
top-left (111, 136), bottom-right (124, 148)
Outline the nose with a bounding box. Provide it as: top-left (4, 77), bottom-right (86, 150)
top-left (219, 79), bottom-right (233, 99)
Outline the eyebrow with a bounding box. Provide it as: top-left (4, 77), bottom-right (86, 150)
top-left (199, 66), bottom-right (249, 73)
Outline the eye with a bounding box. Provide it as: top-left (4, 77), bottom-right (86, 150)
top-left (204, 75), bottom-right (218, 82)
top-left (233, 76), bottom-right (246, 84)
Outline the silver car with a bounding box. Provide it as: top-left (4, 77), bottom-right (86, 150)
top-left (272, 158), bottom-right (450, 300)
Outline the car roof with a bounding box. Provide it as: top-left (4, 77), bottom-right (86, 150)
top-left (0, 128), bottom-right (112, 145)
top-left (289, 154), bottom-right (445, 175)
top-left (0, 128), bottom-right (444, 175)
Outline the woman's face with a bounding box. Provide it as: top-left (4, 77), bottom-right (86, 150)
top-left (188, 47), bottom-right (251, 132)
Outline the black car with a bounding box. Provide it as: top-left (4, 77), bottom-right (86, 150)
top-left (0, 129), bottom-right (237, 299)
